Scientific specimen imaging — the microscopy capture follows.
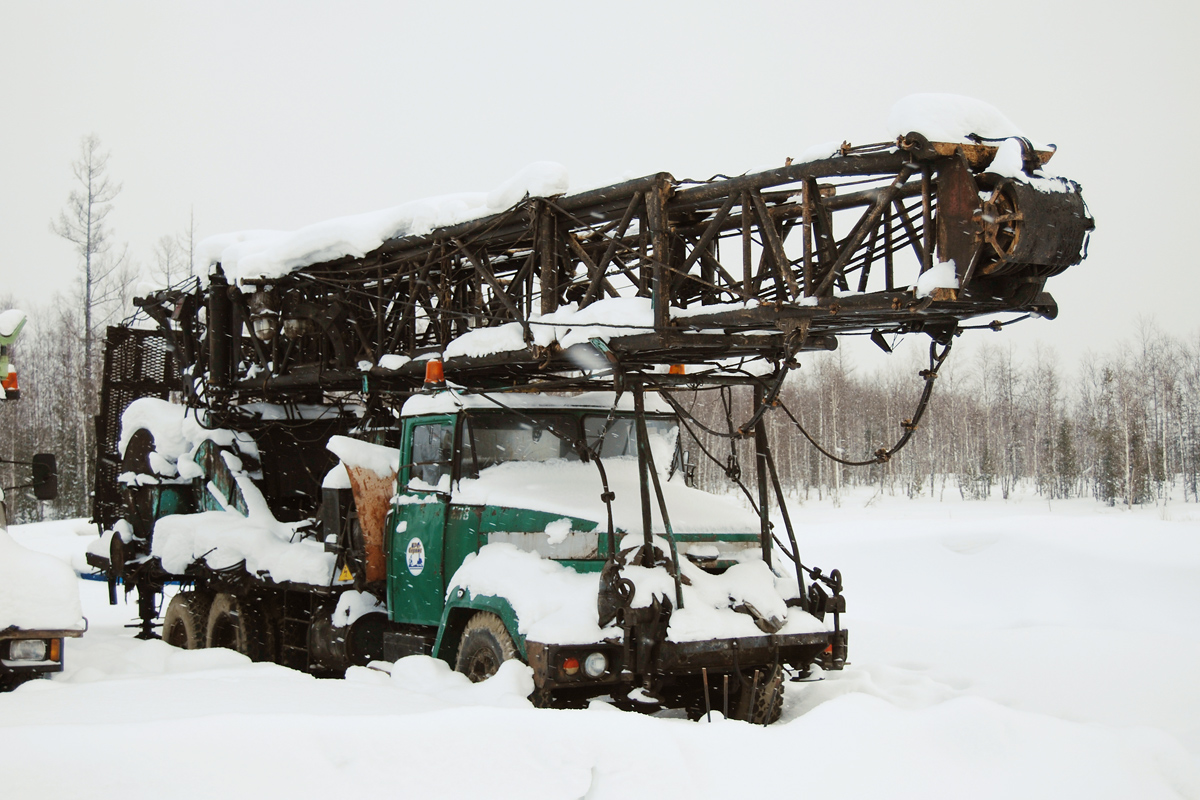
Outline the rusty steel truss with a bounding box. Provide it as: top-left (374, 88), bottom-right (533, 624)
top-left (132, 133), bottom-right (1090, 410)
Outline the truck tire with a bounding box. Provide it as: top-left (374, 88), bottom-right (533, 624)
top-left (0, 673), bottom-right (37, 693)
top-left (734, 664), bottom-right (784, 724)
top-left (205, 592), bottom-right (269, 661)
top-left (163, 590), bottom-right (212, 650)
top-left (454, 612), bottom-right (517, 682)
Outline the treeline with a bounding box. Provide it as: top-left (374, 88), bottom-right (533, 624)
top-left (4, 316), bottom-right (1199, 524)
top-left (0, 302), bottom-right (96, 523)
top-left (686, 325), bottom-right (1200, 508)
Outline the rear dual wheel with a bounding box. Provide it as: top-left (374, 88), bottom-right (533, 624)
top-left (205, 592), bottom-right (271, 661)
top-left (163, 591), bottom-right (212, 649)
top-left (164, 590), bottom-right (271, 661)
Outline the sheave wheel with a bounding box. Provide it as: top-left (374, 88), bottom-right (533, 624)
top-left (454, 612), bottom-right (518, 682)
top-left (205, 592), bottom-right (270, 661)
top-left (163, 590), bottom-right (213, 649)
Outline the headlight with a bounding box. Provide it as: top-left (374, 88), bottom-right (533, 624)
top-left (9, 640), bottom-right (48, 661)
top-left (583, 651), bottom-right (607, 678)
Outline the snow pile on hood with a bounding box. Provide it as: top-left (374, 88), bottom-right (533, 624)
top-left (888, 94), bottom-right (1042, 148)
top-left (448, 541), bottom-right (826, 646)
top-left (451, 458), bottom-right (760, 535)
top-left (614, 536), bottom-right (828, 642)
top-left (0, 529), bottom-right (84, 631)
top-left (197, 161), bottom-right (569, 284)
top-left (443, 296), bottom-right (653, 360)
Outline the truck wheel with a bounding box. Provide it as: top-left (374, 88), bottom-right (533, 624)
top-left (734, 664), bottom-right (784, 724)
top-left (163, 591), bottom-right (212, 649)
top-left (0, 673), bottom-right (37, 693)
top-left (454, 612), bottom-right (517, 682)
top-left (205, 592), bottom-right (269, 661)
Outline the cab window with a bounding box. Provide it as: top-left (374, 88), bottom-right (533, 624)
top-left (410, 422), bottom-right (454, 490)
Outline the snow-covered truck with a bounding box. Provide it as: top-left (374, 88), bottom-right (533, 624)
top-left (1, 310), bottom-right (83, 691)
top-left (87, 97), bottom-right (1089, 720)
top-left (103, 382), bottom-right (842, 719)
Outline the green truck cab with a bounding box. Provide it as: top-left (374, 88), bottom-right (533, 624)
top-left (330, 389), bottom-right (847, 718)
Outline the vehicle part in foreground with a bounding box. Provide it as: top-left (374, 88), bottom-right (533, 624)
top-left (1, 309), bottom-right (83, 691)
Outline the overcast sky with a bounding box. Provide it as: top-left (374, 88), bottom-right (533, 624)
top-left (2, 0), bottom-right (1197, 374)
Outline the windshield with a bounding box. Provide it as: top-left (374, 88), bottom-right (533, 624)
top-left (583, 416), bottom-right (677, 462)
top-left (458, 412), bottom-right (680, 480)
top-left (460, 414), bottom-right (580, 479)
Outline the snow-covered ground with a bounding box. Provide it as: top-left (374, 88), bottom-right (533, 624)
top-left (4, 490), bottom-right (1200, 799)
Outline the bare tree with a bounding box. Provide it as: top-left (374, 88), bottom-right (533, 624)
top-left (151, 234), bottom-right (185, 287)
top-left (182, 206), bottom-right (196, 279)
top-left (50, 134), bottom-right (132, 388)
top-left (151, 208), bottom-right (199, 288)
top-left (50, 134), bottom-right (140, 514)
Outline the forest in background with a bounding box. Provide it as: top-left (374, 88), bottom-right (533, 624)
top-left (3, 300), bottom-right (1198, 525)
top-left (685, 324), bottom-right (1200, 511)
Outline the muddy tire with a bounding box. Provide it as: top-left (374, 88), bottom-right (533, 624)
top-left (0, 673), bottom-right (38, 693)
top-left (163, 591), bottom-right (213, 650)
top-left (205, 592), bottom-right (270, 661)
top-left (454, 612), bottom-right (517, 682)
top-left (734, 664), bottom-right (784, 724)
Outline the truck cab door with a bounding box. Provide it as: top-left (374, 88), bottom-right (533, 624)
top-left (387, 415), bottom-right (455, 627)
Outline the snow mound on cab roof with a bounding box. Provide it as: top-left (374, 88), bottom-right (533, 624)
top-left (197, 162), bottom-right (568, 284)
top-left (399, 388), bottom-right (671, 417)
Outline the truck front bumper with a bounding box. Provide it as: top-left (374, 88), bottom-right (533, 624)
top-left (527, 627), bottom-right (848, 693)
top-left (0, 627), bottom-right (84, 688)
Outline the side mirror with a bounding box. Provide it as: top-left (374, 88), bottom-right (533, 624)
top-left (31, 453), bottom-right (57, 501)
top-left (683, 450), bottom-right (697, 487)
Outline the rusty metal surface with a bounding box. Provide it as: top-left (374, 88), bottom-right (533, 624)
top-left (343, 464), bottom-right (394, 583)
top-left (125, 136), bottom-right (1090, 405)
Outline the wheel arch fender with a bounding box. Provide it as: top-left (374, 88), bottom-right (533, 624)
top-left (433, 589), bottom-right (525, 664)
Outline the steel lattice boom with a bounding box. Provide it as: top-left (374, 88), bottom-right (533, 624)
top-left (133, 133), bottom-right (1090, 405)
